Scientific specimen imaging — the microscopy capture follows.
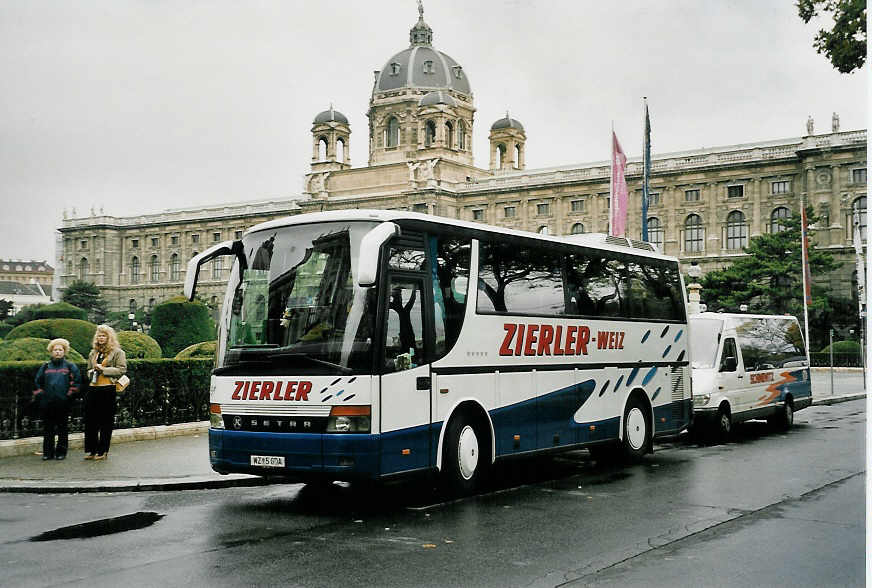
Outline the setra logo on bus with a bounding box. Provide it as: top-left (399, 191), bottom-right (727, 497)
top-left (231, 380), bottom-right (312, 401)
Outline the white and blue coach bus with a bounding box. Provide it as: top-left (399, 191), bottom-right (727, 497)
top-left (185, 210), bottom-right (691, 493)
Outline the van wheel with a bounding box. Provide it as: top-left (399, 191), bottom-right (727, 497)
top-left (621, 396), bottom-right (651, 461)
top-left (712, 405), bottom-right (731, 444)
top-left (770, 399), bottom-right (794, 431)
top-left (442, 414), bottom-right (487, 496)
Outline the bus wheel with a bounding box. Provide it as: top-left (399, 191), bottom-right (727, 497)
top-left (621, 396), bottom-right (651, 461)
top-left (443, 414), bottom-right (487, 495)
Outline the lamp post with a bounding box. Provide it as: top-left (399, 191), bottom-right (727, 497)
top-left (128, 312), bottom-right (135, 331)
top-left (687, 262), bottom-right (703, 315)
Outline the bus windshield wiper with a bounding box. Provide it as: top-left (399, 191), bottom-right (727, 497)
top-left (266, 351), bottom-right (353, 375)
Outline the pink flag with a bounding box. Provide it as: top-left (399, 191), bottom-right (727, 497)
top-left (610, 131), bottom-right (629, 237)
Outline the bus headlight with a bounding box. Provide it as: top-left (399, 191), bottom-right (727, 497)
top-left (692, 394), bottom-right (711, 408)
top-left (327, 405), bottom-right (371, 433)
top-left (210, 403), bottom-right (224, 429)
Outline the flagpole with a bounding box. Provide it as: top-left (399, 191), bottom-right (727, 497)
top-left (641, 98), bottom-right (651, 242)
top-left (800, 195), bottom-right (812, 365)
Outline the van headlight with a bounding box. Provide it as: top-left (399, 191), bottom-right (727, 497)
top-left (693, 394), bottom-right (711, 408)
top-left (326, 406), bottom-right (371, 433)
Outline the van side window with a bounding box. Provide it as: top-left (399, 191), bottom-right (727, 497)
top-left (720, 338), bottom-right (738, 372)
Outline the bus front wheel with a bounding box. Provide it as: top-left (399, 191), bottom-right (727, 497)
top-left (442, 414), bottom-right (487, 495)
top-left (621, 396), bottom-right (651, 461)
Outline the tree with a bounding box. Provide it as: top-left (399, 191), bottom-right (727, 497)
top-left (798, 0), bottom-right (867, 73)
top-left (0, 299), bottom-right (12, 321)
top-left (149, 296), bottom-right (216, 357)
top-left (699, 205), bottom-right (844, 349)
top-left (62, 280), bottom-right (109, 323)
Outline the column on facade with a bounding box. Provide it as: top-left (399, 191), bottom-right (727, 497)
top-left (706, 183), bottom-right (719, 253)
top-left (750, 178), bottom-right (761, 236)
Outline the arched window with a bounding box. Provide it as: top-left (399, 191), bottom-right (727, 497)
top-left (336, 138), bottom-right (345, 161)
top-left (170, 253), bottom-right (180, 281)
top-left (497, 144), bottom-right (506, 168)
top-left (150, 255), bottom-right (159, 282)
top-left (537, 226), bottom-right (551, 235)
top-left (212, 257), bottom-right (223, 279)
top-left (648, 217), bottom-right (664, 249)
top-left (385, 117), bottom-right (399, 148)
top-left (684, 214), bottom-right (704, 252)
top-left (571, 223), bottom-right (584, 235)
top-left (318, 137), bottom-right (328, 160)
top-left (853, 196), bottom-right (867, 241)
top-left (78, 257), bottom-right (88, 280)
top-left (148, 298), bottom-right (156, 311)
top-left (425, 120), bottom-right (436, 147)
top-left (514, 144), bottom-right (521, 169)
top-left (726, 211), bottom-right (747, 249)
top-left (445, 121), bottom-right (453, 149)
top-left (130, 256), bottom-right (140, 284)
top-left (771, 206), bottom-right (791, 234)
top-left (457, 120), bottom-right (466, 150)
top-left (129, 299), bottom-right (137, 314)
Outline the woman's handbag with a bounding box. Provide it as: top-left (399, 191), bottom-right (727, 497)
top-left (115, 374), bottom-right (131, 393)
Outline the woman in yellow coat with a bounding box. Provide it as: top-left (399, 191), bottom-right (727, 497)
top-left (85, 325), bottom-right (127, 460)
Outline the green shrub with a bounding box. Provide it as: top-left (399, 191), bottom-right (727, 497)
top-left (0, 323), bottom-right (11, 338)
top-left (149, 296), bottom-right (215, 357)
top-left (6, 319), bottom-right (97, 357)
top-left (117, 330), bottom-right (162, 359)
top-left (175, 340), bottom-right (217, 359)
top-left (0, 337), bottom-right (85, 362)
top-left (820, 340), bottom-right (862, 354)
top-left (0, 358), bottom-right (212, 439)
top-left (32, 301), bottom-right (88, 321)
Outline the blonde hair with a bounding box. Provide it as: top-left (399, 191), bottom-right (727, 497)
top-left (92, 324), bottom-right (119, 353)
top-left (47, 338), bottom-right (70, 355)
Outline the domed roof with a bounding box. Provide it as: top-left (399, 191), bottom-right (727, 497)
top-left (419, 90), bottom-right (457, 107)
top-left (491, 113), bottom-right (524, 132)
top-left (313, 106), bottom-right (348, 124)
top-left (373, 5), bottom-right (471, 96)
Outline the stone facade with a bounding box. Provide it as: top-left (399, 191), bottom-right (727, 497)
top-left (57, 6), bottom-right (867, 316)
top-left (0, 260), bottom-right (53, 288)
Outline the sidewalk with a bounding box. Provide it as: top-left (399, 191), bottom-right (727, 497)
top-left (0, 369), bottom-right (865, 493)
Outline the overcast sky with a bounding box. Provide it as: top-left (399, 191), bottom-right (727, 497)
top-left (0, 0), bottom-right (866, 264)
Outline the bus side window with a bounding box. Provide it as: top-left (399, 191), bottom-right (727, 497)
top-left (384, 279), bottom-right (425, 372)
top-left (720, 338), bottom-right (739, 372)
top-left (432, 237), bottom-right (470, 360)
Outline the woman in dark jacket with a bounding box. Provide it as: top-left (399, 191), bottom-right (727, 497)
top-left (33, 338), bottom-right (81, 460)
top-left (84, 324), bottom-right (127, 460)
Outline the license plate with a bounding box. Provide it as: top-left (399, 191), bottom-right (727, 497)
top-left (250, 455), bottom-right (285, 468)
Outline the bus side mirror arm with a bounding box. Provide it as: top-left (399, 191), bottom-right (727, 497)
top-left (184, 240), bottom-right (244, 301)
top-left (357, 222), bottom-right (401, 287)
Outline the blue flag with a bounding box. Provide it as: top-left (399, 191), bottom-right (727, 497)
top-left (641, 100), bottom-right (651, 242)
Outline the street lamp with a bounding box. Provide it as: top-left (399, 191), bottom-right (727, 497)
top-left (686, 262), bottom-right (703, 315)
top-left (128, 312), bottom-right (135, 331)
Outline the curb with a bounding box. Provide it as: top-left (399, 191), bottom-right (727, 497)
top-left (812, 392), bottom-right (866, 406)
top-left (0, 421), bottom-right (209, 459)
top-left (0, 474), bottom-right (273, 494)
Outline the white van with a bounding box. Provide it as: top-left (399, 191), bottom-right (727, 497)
top-left (689, 312), bottom-right (812, 442)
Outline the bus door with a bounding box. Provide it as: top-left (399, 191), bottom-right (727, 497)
top-left (379, 273), bottom-right (433, 474)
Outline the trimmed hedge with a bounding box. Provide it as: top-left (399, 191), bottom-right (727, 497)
top-left (0, 359), bottom-right (212, 440)
top-left (0, 337), bottom-right (85, 362)
top-left (6, 319), bottom-right (97, 357)
top-left (820, 340), bottom-right (862, 354)
top-left (32, 301), bottom-right (88, 321)
top-left (175, 340), bottom-right (217, 359)
top-left (118, 331), bottom-right (162, 359)
top-left (150, 297), bottom-right (215, 358)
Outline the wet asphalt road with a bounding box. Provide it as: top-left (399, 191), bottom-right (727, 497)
top-left (0, 399), bottom-right (865, 588)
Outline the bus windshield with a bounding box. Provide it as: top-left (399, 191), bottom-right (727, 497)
top-left (216, 221), bottom-right (379, 375)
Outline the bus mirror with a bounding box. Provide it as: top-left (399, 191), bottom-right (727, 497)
top-left (184, 240), bottom-right (241, 301)
top-left (357, 222), bottom-right (400, 287)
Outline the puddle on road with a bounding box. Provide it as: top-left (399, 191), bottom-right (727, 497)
top-left (30, 511), bottom-right (163, 541)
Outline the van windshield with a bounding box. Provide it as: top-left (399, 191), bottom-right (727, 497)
top-left (689, 318), bottom-right (722, 368)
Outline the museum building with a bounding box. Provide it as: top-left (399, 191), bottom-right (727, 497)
top-left (57, 6), bottom-right (867, 317)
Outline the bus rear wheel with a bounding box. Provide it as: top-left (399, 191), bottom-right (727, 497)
top-left (442, 414), bottom-right (487, 496)
top-left (621, 396), bottom-right (651, 461)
